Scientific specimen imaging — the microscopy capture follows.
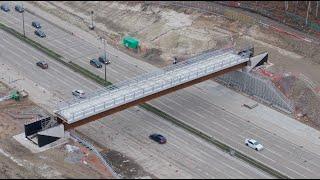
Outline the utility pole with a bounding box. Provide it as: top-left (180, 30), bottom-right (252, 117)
top-left (306, 1), bottom-right (311, 26)
top-left (22, 3), bottom-right (25, 37)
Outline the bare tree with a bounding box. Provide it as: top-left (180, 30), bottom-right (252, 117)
top-left (306, 1), bottom-right (311, 26)
top-left (316, 1), bottom-right (319, 17)
top-left (285, 1), bottom-right (288, 11)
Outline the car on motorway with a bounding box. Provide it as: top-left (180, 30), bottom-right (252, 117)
top-left (98, 54), bottom-right (111, 65)
top-left (149, 133), bottom-right (167, 144)
top-left (173, 56), bottom-right (178, 64)
top-left (36, 61), bottom-right (48, 69)
top-left (32, 21), bottom-right (41, 29)
top-left (72, 89), bottom-right (86, 98)
top-left (34, 29), bottom-right (46, 38)
top-left (245, 138), bottom-right (263, 151)
top-left (1, 3), bottom-right (10, 12)
top-left (90, 59), bottom-right (102, 68)
top-left (15, 4), bottom-right (24, 13)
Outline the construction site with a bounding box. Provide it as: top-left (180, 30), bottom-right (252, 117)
top-left (0, 1), bottom-right (319, 179)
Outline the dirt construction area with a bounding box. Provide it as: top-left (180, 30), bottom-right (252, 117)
top-left (29, 1), bottom-right (320, 135)
top-left (0, 82), bottom-right (112, 179)
top-left (0, 1), bottom-right (320, 178)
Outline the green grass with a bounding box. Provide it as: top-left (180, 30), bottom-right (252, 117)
top-left (0, 22), bottom-right (288, 179)
top-left (0, 22), bottom-right (62, 59)
top-left (0, 22), bottom-right (111, 87)
top-left (69, 62), bottom-right (112, 86)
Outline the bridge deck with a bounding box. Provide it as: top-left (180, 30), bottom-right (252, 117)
top-left (55, 49), bottom-right (249, 124)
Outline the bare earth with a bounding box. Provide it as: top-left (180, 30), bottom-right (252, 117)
top-left (29, 0), bottom-right (320, 135)
top-left (0, 83), bottom-right (112, 179)
top-left (1, 1), bottom-right (320, 178)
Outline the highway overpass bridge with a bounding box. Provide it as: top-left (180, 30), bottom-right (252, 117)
top-left (55, 47), bottom-right (259, 129)
top-left (25, 47), bottom-right (267, 146)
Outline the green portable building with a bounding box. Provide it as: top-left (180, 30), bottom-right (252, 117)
top-left (10, 90), bottom-right (20, 101)
top-left (122, 36), bottom-right (139, 49)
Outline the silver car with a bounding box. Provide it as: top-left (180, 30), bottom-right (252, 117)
top-left (245, 138), bottom-right (264, 151)
top-left (72, 89), bottom-right (85, 98)
top-left (1, 3), bottom-right (10, 12)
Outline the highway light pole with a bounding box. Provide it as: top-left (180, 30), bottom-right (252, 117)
top-left (103, 38), bottom-right (107, 84)
top-left (99, 36), bottom-right (107, 84)
top-left (22, 3), bottom-right (25, 37)
top-left (89, 10), bottom-right (95, 30)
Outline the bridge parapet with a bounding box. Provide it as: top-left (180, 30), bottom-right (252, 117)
top-left (55, 48), bottom-right (250, 124)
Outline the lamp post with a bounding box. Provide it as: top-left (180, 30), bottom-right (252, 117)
top-left (99, 36), bottom-right (107, 84)
top-left (22, 3), bottom-right (25, 37)
top-left (89, 10), bottom-right (95, 30)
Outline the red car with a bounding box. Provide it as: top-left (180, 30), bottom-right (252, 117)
top-left (36, 61), bottom-right (48, 69)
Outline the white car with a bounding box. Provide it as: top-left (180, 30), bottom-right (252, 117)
top-left (72, 89), bottom-right (85, 98)
top-left (245, 138), bottom-right (264, 151)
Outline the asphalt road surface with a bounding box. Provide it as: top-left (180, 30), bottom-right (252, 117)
top-left (0, 29), bottom-right (272, 178)
top-left (1, 2), bottom-right (320, 178)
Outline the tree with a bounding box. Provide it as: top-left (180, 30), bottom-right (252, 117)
top-left (305, 1), bottom-right (311, 26)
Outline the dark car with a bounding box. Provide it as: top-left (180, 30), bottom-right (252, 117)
top-left (173, 57), bottom-right (178, 64)
top-left (32, 21), bottom-right (41, 29)
top-left (149, 134), bottom-right (167, 144)
top-left (98, 54), bottom-right (111, 64)
top-left (15, 4), bottom-right (24, 13)
top-left (34, 29), bottom-right (46, 38)
top-left (90, 59), bottom-right (102, 68)
top-left (36, 61), bottom-right (48, 69)
top-left (1, 3), bottom-right (10, 12)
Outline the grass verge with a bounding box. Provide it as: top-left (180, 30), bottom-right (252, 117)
top-left (139, 103), bottom-right (288, 179)
top-left (0, 22), bottom-right (111, 87)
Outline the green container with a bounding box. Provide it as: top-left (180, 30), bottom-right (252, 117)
top-left (122, 36), bottom-right (139, 49)
top-left (10, 90), bottom-right (20, 101)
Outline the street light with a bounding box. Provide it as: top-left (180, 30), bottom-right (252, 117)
top-left (89, 10), bottom-right (95, 30)
top-left (22, 3), bottom-right (25, 37)
top-left (98, 36), bottom-right (107, 84)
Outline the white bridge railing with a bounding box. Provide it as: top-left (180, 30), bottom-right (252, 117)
top-left (55, 48), bottom-right (249, 124)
